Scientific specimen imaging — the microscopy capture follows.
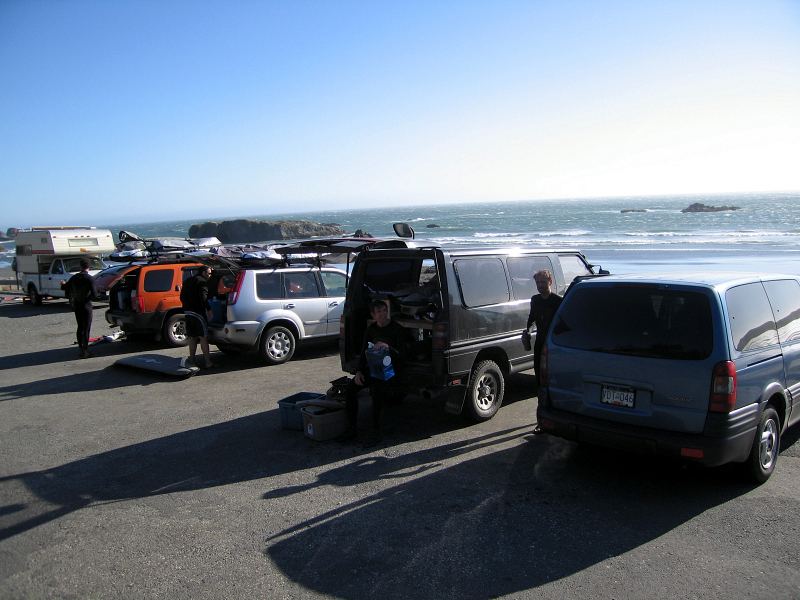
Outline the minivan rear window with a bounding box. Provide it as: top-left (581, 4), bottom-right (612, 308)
top-left (552, 285), bottom-right (713, 359)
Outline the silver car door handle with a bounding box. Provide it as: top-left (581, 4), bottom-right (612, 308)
top-left (284, 303), bottom-right (295, 309)
top-left (329, 301), bottom-right (339, 307)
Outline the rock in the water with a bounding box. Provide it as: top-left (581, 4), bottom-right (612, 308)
top-left (353, 229), bottom-right (373, 238)
top-left (426, 223), bottom-right (441, 228)
top-left (620, 209), bottom-right (647, 213)
top-left (188, 219), bottom-right (344, 243)
top-left (681, 202), bottom-right (740, 213)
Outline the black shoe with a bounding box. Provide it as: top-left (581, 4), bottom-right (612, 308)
top-left (79, 349), bottom-right (92, 359)
top-left (532, 424), bottom-right (545, 435)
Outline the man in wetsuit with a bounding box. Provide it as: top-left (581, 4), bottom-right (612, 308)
top-left (339, 299), bottom-right (412, 445)
top-left (180, 265), bottom-right (214, 368)
top-left (63, 259), bottom-right (98, 359)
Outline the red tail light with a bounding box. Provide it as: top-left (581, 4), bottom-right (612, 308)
top-left (539, 344), bottom-right (549, 386)
top-left (709, 360), bottom-right (737, 413)
top-left (228, 271), bottom-right (245, 305)
top-left (131, 290), bottom-right (144, 313)
top-left (432, 321), bottom-right (449, 351)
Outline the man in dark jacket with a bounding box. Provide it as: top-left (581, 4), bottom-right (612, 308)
top-left (180, 265), bottom-right (214, 368)
top-left (525, 269), bottom-right (563, 382)
top-left (63, 259), bottom-right (98, 358)
top-left (340, 299), bottom-right (411, 445)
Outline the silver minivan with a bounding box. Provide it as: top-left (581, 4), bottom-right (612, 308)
top-left (537, 272), bottom-right (800, 483)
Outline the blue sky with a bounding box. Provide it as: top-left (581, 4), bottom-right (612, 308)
top-left (1, 0), bottom-right (799, 228)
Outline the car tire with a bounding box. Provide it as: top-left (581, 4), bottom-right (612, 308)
top-left (744, 406), bottom-right (780, 484)
top-left (464, 359), bottom-right (504, 422)
top-left (259, 325), bottom-right (296, 364)
top-left (28, 284), bottom-right (42, 306)
top-left (163, 313), bottom-right (189, 347)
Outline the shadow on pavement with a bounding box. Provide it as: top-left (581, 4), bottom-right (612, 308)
top-left (0, 396), bottom-right (467, 542)
top-left (264, 435), bottom-right (755, 598)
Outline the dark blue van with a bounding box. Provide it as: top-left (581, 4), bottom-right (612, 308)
top-left (537, 272), bottom-right (800, 483)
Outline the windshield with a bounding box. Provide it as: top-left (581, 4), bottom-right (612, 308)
top-left (552, 285), bottom-right (713, 360)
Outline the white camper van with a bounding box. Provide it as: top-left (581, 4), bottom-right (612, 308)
top-left (14, 227), bottom-right (115, 304)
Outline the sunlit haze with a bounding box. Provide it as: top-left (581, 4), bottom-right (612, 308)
top-left (1, 1), bottom-right (799, 227)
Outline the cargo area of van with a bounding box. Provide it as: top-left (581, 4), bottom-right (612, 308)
top-left (341, 248), bottom-right (445, 385)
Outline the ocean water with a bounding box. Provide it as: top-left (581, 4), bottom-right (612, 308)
top-left (3, 192), bottom-right (800, 275)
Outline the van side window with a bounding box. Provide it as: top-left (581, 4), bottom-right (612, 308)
top-left (256, 273), bottom-right (281, 299)
top-left (558, 255), bottom-right (593, 294)
top-left (143, 269), bottom-right (174, 292)
top-left (507, 256), bottom-right (554, 300)
top-left (763, 279), bottom-right (800, 343)
top-left (726, 283), bottom-right (779, 351)
top-left (454, 258), bottom-right (509, 307)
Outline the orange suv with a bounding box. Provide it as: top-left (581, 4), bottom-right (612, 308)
top-left (104, 261), bottom-right (205, 346)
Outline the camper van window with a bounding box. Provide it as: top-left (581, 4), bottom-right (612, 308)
top-left (143, 269), bottom-right (174, 293)
top-left (68, 238), bottom-right (99, 247)
top-left (507, 256), bottom-right (554, 300)
top-left (17, 244), bottom-right (32, 256)
top-left (454, 258), bottom-right (509, 307)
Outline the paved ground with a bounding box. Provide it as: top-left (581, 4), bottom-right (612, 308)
top-left (1, 299), bottom-right (799, 599)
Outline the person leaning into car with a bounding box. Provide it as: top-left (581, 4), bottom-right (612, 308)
top-left (339, 299), bottom-right (412, 445)
top-left (180, 265), bottom-right (214, 369)
top-left (525, 269), bottom-right (563, 382)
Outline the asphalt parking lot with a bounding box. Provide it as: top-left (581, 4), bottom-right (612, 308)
top-left (1, 300), bottom-right (799, 599)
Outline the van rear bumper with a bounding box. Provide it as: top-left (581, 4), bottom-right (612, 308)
top-left (536, 405), bottom-right (758, 467)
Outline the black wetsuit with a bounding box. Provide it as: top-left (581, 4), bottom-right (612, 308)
top-left (346, 320), bottom-right (412, 431)
top-left (64, 271), bottom-right (98, 354)
top-left (180, 273), bottom-right (210, 338)
top-left (526, 293), bottom-right (563, 375)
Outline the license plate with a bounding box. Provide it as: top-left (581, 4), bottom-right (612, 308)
top-left (601, 384), bottom-right (635, 408)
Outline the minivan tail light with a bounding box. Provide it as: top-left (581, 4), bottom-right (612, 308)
top-left (432, 321), bottom-right (449, 351)
top-left (228, 271), bottom-right (245, 305)
top-left (709, 360), bottom-right (737, 413)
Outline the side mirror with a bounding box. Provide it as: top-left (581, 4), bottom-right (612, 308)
top-left (392, 222), bottom-right (415, 239)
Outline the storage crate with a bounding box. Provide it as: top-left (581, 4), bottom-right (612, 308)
top-left (301, 405), bottom-right (349, 441)
top-left (278, 392), bottom-right (326, 431)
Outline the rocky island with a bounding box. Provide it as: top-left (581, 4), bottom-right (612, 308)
top-left (681, 202), bottom-right (740, 213)
top-left (188, 219), bottom-right (344, 243)
top-left (620, 209), bottom-right (647, 213)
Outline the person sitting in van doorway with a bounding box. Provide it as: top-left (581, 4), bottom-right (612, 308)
top-left (339, 299), bottom-right (412, 446)
top-left (526, 268), bottom-right (563, 388)
top-left (180, 265), bottom-right (214, 369)
top-left (62, 258), bottom-right (99, 359)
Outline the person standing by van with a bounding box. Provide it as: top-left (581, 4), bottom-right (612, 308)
top-left (525, 269), bottom-right (563, 383)
top-left (180, 265), bottom-right (214, 368)
top-left (63, 259), bottom-right (98, 359)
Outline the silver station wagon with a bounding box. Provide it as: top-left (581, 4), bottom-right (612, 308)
top-left (537, 272), bottom-right (800, 483)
